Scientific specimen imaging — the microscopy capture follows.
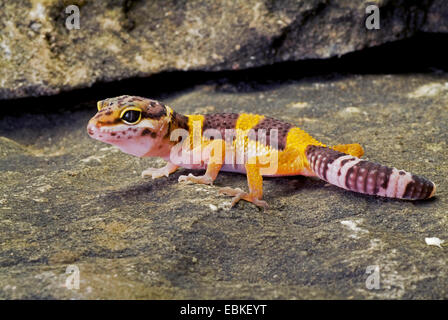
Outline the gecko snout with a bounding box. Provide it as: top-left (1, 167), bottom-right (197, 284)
top-left (86, 121), bottom-right (100, 137)
top-left (87, 126), bottom-right (94, 136)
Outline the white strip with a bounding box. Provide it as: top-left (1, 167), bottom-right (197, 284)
top-left (337, 158), bottom-right (362, 189)
top-left (310, 154), bottom-right (317, 173)
top-left (396, 171), bottom-right (414, 198)
top-left (355, 165), bottom-right (368, 193)
top-left (324, 154), bottom-right (358, 189)
top-left (376, 182), bottom-right (388, 197)
top-left (385, 168), bottom-right (400, 198)
top-left (319, 155), bottom-right (329, 178)
top-left (316, 154), bottom-right (322, 176)
top-left (137, 119), bottom-right (156, 129)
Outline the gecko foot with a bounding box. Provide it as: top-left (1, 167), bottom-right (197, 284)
top-left (178, 173), bottom-right (214, 185)
top-left (219, 187), bottom-right (268, 209)
top-left (142, 167), bottom-right (170, 179)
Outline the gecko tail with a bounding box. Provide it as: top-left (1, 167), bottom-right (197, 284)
top-left (305, 145), bottom-right (436, 200)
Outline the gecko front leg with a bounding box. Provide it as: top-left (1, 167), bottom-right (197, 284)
top-left (142, 162), bottom-right (179, 179)
top-left (178, 140), bottom-right (224, 185)
top-left (178, 163), bottom-right (222, 185)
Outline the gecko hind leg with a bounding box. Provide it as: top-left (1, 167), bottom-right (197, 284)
top-left (219, 161), bottom-right (268, 209)
top-left (331, 143), bottom-right (364, 158)
top-left (219, 187), bottom-right (268, 209)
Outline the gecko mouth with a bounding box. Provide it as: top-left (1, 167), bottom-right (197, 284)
top-left (96, 124), bottom-right (131, 134)
top-left (87, 124), bottom-right (138, 141)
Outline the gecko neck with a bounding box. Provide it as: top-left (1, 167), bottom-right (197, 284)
top-left (144, 110), bottom-right (189, 159)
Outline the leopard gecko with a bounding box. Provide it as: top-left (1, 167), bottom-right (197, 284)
top-left (87, 95), bottom-right (436, 208)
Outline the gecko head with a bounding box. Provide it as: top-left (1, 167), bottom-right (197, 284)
top-left (87, 95), bottom-right (173, 157)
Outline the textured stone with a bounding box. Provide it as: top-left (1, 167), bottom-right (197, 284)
top-left (1, 0), bottom-right (447, 99)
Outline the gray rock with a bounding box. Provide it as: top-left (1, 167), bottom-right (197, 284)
top-left (0, 72), bottom-right (447, 299)
top-left (1, 0), bottom-right (447, 100)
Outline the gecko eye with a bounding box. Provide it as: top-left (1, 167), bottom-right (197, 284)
top-left (120, 108), bottom-right (142, 124)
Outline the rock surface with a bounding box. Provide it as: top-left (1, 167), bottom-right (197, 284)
top-left (1, 0), bottom-right (448, 99)
top-left (1, 72), bottom-right (447, 299)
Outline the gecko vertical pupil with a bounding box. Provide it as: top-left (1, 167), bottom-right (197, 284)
top-left (122, 110), bottom-right (141, 123)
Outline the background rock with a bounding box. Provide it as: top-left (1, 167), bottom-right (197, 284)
top-left (1, 0), bottom-right (447, 100)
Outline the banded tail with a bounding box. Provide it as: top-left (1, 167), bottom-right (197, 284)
top-left (305, 145), bottom-right (436, 200)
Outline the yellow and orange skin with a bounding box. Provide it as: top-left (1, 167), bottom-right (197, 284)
top-left (87, 95), bottom-right (365, 209)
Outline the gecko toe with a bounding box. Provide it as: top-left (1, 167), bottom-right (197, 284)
top-left (219, 187), bottom-right (267, 209)
top-left (178, 174), bottom-right (192, 183)
top-left (252, 199), bottom-right (269, 209)
top-left (179, 173), bottom-right (213, 185)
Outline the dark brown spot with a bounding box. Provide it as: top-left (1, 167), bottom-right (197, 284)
top-left (304, 145), bottom-right (348, 180)
top-left (380, 166), bottom-right (393, 189)
top-left (399, 171), bottom-right (405, 175)
top-left (172, 111), bottom-right (189, 131)
top-left (373, 170), bottom-right (380, 194)
top-left (110, 132), bottom-right (116, 136)
top-left (318, 155), bottom-right (327, 179)
top-left (340, 158), bottom-right (356, 166)
top-left (150, 132), bottom-right (157, 139)
top-left (203, 113), bottom-right (239, 140)
top-left (345, 165), bottom-right (359, 191)
top-left (403, 181), bottom-right (414, 199)
top-left (105, 111), bottom-right (112, 116)
top-left (403, 174), bottom-right (434, 199)
top-left (142, 128), bottom-right (151, 136)
top-left (348, 161), bottom-right (381, 195)
top-left (251, 117), bottom-right (294, 150)
top-left (143, 100), bottom-right (167, 119)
